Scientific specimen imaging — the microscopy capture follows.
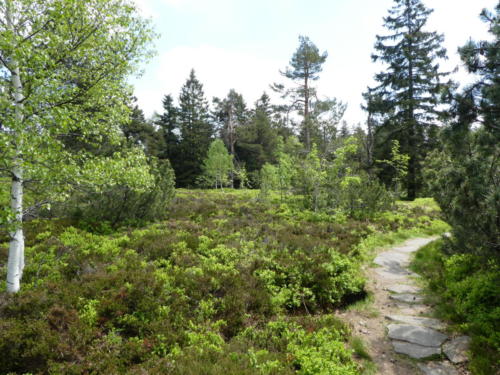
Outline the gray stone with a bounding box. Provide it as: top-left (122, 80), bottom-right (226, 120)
top-left (375, 268), bottom-right (418, 281)
top-left (417, 361), bottom-right (459, 375)
top-left (386, 315), bottom-right (446, 330)
top-left (374, 251), bottom-right (410, 267)
top-left (389, 293), bottom-right (424, 304)
top-left (386, 284), bottom-right (422, 294)
top-left (392, 340), bottom-right (441, 359)
top-left (387, 324), bottom-right (448, 347)
top-left (443, 336), bottom-right (471, 363)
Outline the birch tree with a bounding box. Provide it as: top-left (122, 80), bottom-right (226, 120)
top-left (201, 139), bottom-right (233, 189)
top-left (0, 0), bottom-right (155, 293)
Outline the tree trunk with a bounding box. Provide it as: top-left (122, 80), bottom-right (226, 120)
top-left (366, 111), bottom-right (374, 177)
top-left (304, 73), bottom-right (310, 151)
top-left (7, 168), bottom-right (24, 293)
top-left (406, 7), bottom-right (417, 200)
top-left (6, 0), bottom-right (26, 293)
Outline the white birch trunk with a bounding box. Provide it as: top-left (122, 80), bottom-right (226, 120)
top-left (7, 168), bottom-right (24, 293)
top-left (6, 1), bottom-right (25, 293)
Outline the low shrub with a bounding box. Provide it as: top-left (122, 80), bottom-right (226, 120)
top-left (412, 239), bottom-right (500, 375)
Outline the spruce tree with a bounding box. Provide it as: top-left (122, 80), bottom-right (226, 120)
top-left (365, 0), bottom-right (450, 199)
top-left (176, 69), bottom-right (214, 186)
top-left (236, 93), bottom-right (279, 177)
top-left (156, 94), bottom-right (180, 163)
top-left (122, 105), bottom-right (163, 158)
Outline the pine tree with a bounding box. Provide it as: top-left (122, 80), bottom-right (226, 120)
top-left (274, 36), bottom-right (328, 150)
top-left (176, 69), bottom-right (214, 186)
top-left (425, 4), bottom-right (499, 258)
top-left (365, 0), bottom-right (450, 199)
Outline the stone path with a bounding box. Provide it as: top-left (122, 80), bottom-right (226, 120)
top-left (374, 237), bottom-right (471, 374)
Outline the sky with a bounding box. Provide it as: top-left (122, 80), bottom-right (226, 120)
top-left (131, 0), bottom-right (497, 126)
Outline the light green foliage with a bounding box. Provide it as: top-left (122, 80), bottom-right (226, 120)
top-left (0, 190), bottom-right (446, 373)
top-left (200, 139), bottom-right (234, 188)
top-left (377, 140), bottom-right (409, 197)
top-left (62, 158), bottom-right (176, 228)
top-left (0, 0), bottom-right (156, 291)
top-left (261, 137), bottom-right (393, 218)
top-left (412, 240), bottom-right (500, 375)
top-left (295, 145), bottom-right (325, 211)
top-left (0, 0), bottom-right (156, 198)
top-left (259, 163), bottom-right (279, 199)
top-left (78, 298), bottom-right (100, 327)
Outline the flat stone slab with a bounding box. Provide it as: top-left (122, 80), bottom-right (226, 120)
top-left (417, 361), bottom-right (459, 375)
top-left (375, 268), bottom-right (418, 280)
top-left (392, 340), bottom-right (441, 359)
top-left (386, 315), bottom-right (446, 330)
top-left (387, 324), bottom-right (448, 347)
top-left (389, 293), bottom-right (424, 304)
top-left (374, 251), bottom-right (410, 267)
top-left (443, 336), bottom-right (471, 363)
top-left (386, 284), bottom-right (421, 294)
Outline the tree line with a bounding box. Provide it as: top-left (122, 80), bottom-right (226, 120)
top-left (1, 0), bottom-right (498, 294)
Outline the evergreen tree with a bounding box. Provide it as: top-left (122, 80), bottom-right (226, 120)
top-left (176, 69), bottom-right (214, 187)
top-left (365, 0), bottom-right (451, 199)
top-left (274, 36), bottom-right (328, 150)
top-left (425, 3), bottom-right (499, 258)
top-left (156, 94), bottom-right (180, 163)
top-left (235, 93), bottom-right (279, 178)
top-left (122, 105), bottom-right (163, 158)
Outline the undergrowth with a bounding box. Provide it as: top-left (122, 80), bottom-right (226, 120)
top-left (0, 190), bottom-right (446, 374)
top-left (411, 239), bottom-right (500, 375)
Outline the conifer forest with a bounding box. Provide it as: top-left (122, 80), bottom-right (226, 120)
top-left (0, 0), bottom-right (498, 374)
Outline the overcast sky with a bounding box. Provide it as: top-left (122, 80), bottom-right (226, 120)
top-left (131, 0), bottom-right (497, 126)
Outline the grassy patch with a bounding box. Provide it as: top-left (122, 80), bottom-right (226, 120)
top-left (345, 292), bottom-right (379, 318)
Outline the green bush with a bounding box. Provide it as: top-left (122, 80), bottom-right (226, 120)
top-left (412, 239), bottom-right (500, 375)
top-left (64, 158), bottom-right (175, 228)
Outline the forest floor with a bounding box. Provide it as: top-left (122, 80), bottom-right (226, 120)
top-left (338, 237), bottom-right (471, 375)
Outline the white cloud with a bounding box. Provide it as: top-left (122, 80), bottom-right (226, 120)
top-left (134, 45), bottom-right (283, 118)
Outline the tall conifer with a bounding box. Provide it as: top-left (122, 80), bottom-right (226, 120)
top-left (366, 0), bottom-right (450, 199)
top-left (176, 69), bottom-right (214, 186)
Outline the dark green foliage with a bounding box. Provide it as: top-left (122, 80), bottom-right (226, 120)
top-left (175, 69), bottom-right (215, 187)
top-left (236, 93), bottom-right (279, 183)
top-left (412, 240), bottom-right (500, 375)
top-left (213, 89), bottom-right (248, 156)
top-left (122, 104), bottom-right (164, 158)
top-left (155, 94), bottom-right (180, 162)
top-left (365, 0), bottom-right (451, 199)
top-left (424, 4), bottom-right (499, 258)
top-left (418, 10), bottom-right (500, 373)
